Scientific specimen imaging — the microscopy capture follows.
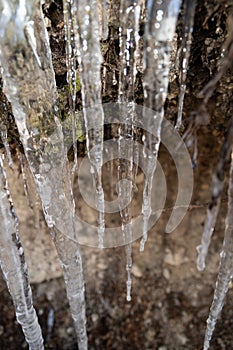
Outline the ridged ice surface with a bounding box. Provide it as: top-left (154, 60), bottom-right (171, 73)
top-left (73, 0), bottom-right (105, 248)
top-left (63, 0), bottom-right (78, 173)
top-left (0, 1), bottom-right (87, 349)
top-left (140, 0), bottom-right (181, 251)
top-left (0, 153), bottom-right (44, 350)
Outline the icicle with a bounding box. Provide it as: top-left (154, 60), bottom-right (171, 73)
top-left (0, 122), bottom-right (13, 167)
top-left (63, 0), bottom-right (78, 174)
top-left (117, 126), bottom-right (134, 301)
top-left (117, 122), bottom-right (134, 301)
top-left (102, 64), bottom-right (108, 95)
top-left (0, 153), bottom-right (44, 349)
top-left (197, 201), bottom-right (221, 272)
top-left (117, 0), bottom-right (141, 301)
top-left (0, 2), bottom-right (87, 349)
top-left (52, 227), bottom-right (87, 349)
top-left (203, 149), bottom-right (233, 350)
top-left (100, 0), bottom-right (108, 40)
top-left (131, 0), bottom-right (143, 184)
top-left (125, 239), bottom-right (133, 301)
top-left (46, 308), bottom-right (54, 342)
top-left (118, 0), bottom-right (141, 102)
top-left (175, 0), bottom-right (196, 130)
top-left (134, 0), bottom-right (144, 75)
top-left (140, 0), bottom-right (181, 252)
top-left (197, 118), bottom-right (233, 271)
top-left (73, 0), bottom-right (105, 248)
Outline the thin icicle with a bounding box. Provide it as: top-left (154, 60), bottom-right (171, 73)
top-left (0, 1), bottom-right (87, 349)
top-left (134, 0), bottom-right (145, 75)
top-left (175, 0), bottom-right (196, 130)
top-left (100, 0), bottom-right (108, 40)
top-left (125, 238), bottom-right (132, 302)
top-left (46, 308), bottom-right (54, 342)
top-left (118, 0), bottom-right (141, 301)
top-left (63, 0), bottom-right (78, 174)
top-left (140, 0), bottom-right (181, 252)
top-left (197, 117), bottom-right (233, 271)
top-left (0, 122), bottom-right (13, 167)
top-left (197, 201), bottom-right (221, 272)
top-left (203, 149), bottom-right (233, 350)
top-left (0, 153), bottom-right (44, 350)
top-left (117, 124), bottom-right (134, 301)
top-left (117, 127), bottom-right (134, 301)
top-left (74, 0), bottom-right (105, 248)
top-left (132, 1), bottom-right (143, 185)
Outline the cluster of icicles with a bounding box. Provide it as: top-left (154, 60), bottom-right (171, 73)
top-left (0, 0), bottom-right (232, 349)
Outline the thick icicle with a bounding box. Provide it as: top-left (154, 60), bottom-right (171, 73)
top-left (0, 153), bottom-right (44, 350)
top-left (74, 0), bottom-right (105, 248)
top-left (203, 149), bottom-right (233, 350)
top-left (118, 0), bottom-right (141, 301)
top-left (51, 226), bottom-right (87, 348)
top-left (63, 0), bottom-right (78, 174)
top-left (0, 1), bottom-right (87, 349)
top-left (140, 0), bottom-right (181, 251)
top-left (175, 0), bottom-right (196, 130)
top-left (197, 117), bottom-right (233, 271)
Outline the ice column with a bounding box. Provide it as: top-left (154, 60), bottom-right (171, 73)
top-left (0, 153), bottom-right (44, 350)
top-left (73, 0), bottom-right (105, 248)
top-left (140, 0), bottom-right (181, 251)
top-left (0, 1), bottom-right (87, 348)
